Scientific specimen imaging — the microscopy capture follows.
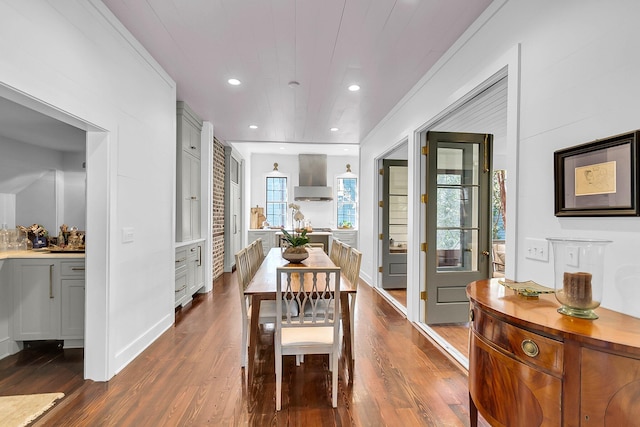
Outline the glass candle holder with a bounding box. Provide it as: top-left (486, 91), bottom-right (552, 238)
top-left (547, 238), bottom-right (611, 320)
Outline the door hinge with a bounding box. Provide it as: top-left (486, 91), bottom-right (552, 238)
top-left (421, 242), bottom-right (427, 252)
top-left (378, 266), bottom-right (383, 273)
top-left (420, 291), bottom-right (427, 301)
top-left (421, 146), bottom-right (428, 156)
top-left (378, 200), bottom-right (384, 208)
top-left (379, 233), bottom-right (384, 240)
top-left (421, 194), bottom-right (427, 204)
top-left (379, 168), bottom-right (384, 175)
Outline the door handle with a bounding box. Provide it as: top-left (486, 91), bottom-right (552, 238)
top-left (482, 250), bottom-right (490, 256)
top-left (49, 264), bottom-right (54, 298)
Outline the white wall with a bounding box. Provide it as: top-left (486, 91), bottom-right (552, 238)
top-left (249, 152), bottom-right (359, 230)
top-left (0, 138), bottom-right (86, 234)
top-left (360, 0), bottom-right (640, 318)
top-left (0, 0), bottom-right (177, 380)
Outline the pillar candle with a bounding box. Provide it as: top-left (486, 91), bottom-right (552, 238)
top-left (563, 271), bottom-right (592, 308)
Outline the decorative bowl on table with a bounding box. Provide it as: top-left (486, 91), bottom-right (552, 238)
top-left (282, 247), bottom-right (309, 263)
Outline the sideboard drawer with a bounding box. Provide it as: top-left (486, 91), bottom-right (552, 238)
top-left (472, 306), bottom-right (563, 376)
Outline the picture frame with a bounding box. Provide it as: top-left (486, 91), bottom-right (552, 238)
top-left (554, 130), bottom-right (640, 216)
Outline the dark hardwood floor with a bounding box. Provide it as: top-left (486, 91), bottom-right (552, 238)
top-left (0, 271), bottom-right (489, 426)
top-left (385, 289), bottom-right (471, 358)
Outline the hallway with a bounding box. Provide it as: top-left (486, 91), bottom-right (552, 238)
top-left (1, 272), bottom-right (488, 426)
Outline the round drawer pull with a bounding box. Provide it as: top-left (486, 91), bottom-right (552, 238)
top-left (521, 339), bottom-right (539, 357)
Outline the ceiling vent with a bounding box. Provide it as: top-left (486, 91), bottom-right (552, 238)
top-left (294, 154), bottom-right (333, 201)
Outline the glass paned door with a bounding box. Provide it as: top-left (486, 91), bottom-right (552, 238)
top-left (425, 131), bottom-right (492, 324)
top-left (382, 160), bottom-right (408, 289)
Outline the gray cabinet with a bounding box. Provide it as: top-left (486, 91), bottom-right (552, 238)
top-left (12, 260), bottom-right (59, 340)
top-left (176, 102), bottom-right (203, 242)
top-left (60, 260), bottom-right (85, 340)
top-left (175, 247), bottom-right (188, 307)
top-left (175, 242), bottom-right (204, 308)
top-left (187, 243), bottom-right (203, 298)
top-left (12, 258), bottom-right (85, 343)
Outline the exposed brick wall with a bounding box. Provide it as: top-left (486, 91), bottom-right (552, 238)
top-left (212, 138), bottom-right (225, 280)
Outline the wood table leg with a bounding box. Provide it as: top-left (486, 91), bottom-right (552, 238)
top-left (340, 293), bottom-right (354, 382)
top-left (247, 295), bottom-right (262, 385)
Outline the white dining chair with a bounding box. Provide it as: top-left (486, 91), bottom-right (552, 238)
top-left (338, 242), bottom-right (350, 268)
top-left (247, 240), bottom-right (261, 276)
top-left (344, 247), bottom-right (362, 360)
top-left (275, 266), bottom-right (341, 410)
top-left (329, 240), bottom-right (342, 265)
top-left (236, 248), bottom-right (298, 368)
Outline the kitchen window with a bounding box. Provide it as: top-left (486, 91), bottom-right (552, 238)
top-left (266, 176), bottom-right (287, 228)
top-left (337, 177), bottom-right (357, 228)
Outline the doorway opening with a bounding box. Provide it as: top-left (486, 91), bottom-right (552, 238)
top-left (377, 143), bottom-right (409, 310)
top-left (418, 75), bottom-right (509, 365)
top-left (0, 83), bottom-right (109, 380)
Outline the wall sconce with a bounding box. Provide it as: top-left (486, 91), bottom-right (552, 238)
top-left (346, 164), bottom-right (351, 173)
top-left (273, 162), bottom-right (279, 171)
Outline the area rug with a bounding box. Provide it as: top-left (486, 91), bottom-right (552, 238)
top-left (0, 392), bottom-right (64, 426)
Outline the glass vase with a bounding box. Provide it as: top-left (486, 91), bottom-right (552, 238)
top-left (547, 237), bottom-right (611, 320)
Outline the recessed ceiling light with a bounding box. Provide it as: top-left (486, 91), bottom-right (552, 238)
top-left (280, 147), bottom-right (285, 150)
top-left (330, 127), bottom-right (339, 132)
top-left (343, 148), bottom-right (349, 151)
top-left (249, 125), bottom-right (258, 129)
top-left (228, 78), bottom-right (241, 85)
top-left (348, 84), bottom-right (360, 92)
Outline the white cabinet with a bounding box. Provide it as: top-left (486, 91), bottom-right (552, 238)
top-left (12, 258), bottom-right (85, 344)
top-left (12, 260), bottom-right (59, 340)
top-left (331, 229), bottom-right (358, 249)
top-left (175, 242), bottom-right (204, 308)
top-left (248, 230), bottom-right (276, 254)
top-left (176, 101), bottom-right (203, 242)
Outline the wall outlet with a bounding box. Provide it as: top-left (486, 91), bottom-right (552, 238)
top-left (525, 238), bottom-right (549, 262)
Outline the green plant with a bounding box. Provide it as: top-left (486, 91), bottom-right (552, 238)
top-left (281, 228), bottom-right (309, 248)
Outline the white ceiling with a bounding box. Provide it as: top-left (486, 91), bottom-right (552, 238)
top-left (103, 0), bottom-right (493, 148)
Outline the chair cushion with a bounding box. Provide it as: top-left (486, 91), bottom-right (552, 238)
top-left (281, 326), bottom-right (334, 347)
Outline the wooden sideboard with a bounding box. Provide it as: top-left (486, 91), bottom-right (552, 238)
top-left (467, 279), bottom-right (640, 427)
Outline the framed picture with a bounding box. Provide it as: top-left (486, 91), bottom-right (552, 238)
top-left (554, 130), bottom-right (640, 216)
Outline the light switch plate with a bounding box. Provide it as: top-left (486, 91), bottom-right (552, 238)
top-left (525, 238), bottom-right (549, 262)
top-left (122, 227), bottom-right (135, 243)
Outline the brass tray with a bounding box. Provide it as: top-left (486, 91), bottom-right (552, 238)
top-left (498, 279), bottom-right (554, 297)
